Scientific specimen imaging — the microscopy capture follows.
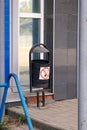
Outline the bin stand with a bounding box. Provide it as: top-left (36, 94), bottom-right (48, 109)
top-left (37, 90), bottom-right (45, 107)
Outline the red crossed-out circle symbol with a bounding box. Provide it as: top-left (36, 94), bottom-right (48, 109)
top-left (39, 67), bottom-right (50, 80)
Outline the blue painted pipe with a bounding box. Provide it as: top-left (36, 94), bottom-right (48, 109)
top-left (0, 83), bottom-right (8, 122)
top-left (8, 73), bottom-right (33, 130)
top-left (0, 83), bottom-right (7, 87)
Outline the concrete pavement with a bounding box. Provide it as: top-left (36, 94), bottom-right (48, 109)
top-left (6, 99), bottom-right (78, 130)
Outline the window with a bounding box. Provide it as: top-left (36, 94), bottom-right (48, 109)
top-left (19, 0), bottom-right (40, 13)
top-left (19, 0), bottom-right (44, 89)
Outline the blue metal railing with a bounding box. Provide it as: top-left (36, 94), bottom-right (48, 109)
top-left (0, 73), bottom-right (33, 130)
top-left (0, 83), bottom-right (8, 122)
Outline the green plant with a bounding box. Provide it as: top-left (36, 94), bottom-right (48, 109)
top-left (16, 106), bottom-right (21, 109)
top-left (0, 121), bottom-right (11, 130)
top-left (18, 114), bottom-right (26, 125)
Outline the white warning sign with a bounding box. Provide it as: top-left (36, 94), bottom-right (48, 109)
top-left (39, 67), bottom-right (50, 80)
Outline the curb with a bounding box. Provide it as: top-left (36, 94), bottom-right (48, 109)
top-left (5, 108), bottom-right (65, 130)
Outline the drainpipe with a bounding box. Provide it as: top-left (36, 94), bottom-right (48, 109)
top-left (78, 0), bottom-right (87, 129)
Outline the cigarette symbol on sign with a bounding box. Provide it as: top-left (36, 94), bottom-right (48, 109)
top-left (39, 67), bottom-right (50, 80)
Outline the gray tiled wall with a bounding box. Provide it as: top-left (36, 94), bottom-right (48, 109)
top-left (44, 0), bottom-right (53, 91)
top-left (54, 0), bottom-right (78, 100)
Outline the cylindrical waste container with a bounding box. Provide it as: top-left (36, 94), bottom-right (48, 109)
top-left (29, 44), bottom-right (50, 92)
top-left (32, 59), bottom-right (50, 88)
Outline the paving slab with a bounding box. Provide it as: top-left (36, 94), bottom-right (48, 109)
top-left (6, 99), bottom-right (78, 130)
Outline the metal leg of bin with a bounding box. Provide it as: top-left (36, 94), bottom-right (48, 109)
top-left (37, 92), bottom-right (39, 107)
top-left (42, 91), bottom-right (45, 107)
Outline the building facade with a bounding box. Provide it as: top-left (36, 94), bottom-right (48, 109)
top-left (0, 0), bottom-right (78, 102)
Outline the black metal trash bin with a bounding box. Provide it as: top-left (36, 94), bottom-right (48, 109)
top-left (32, 59), bottom-right (50, 88)
top-left (29, 44), bottom-right (50, 92)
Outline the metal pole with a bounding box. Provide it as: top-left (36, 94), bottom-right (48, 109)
top-left (42, 91), bottom-right (45, 107)
top-left (78, 0), bottom-right (87, 129)
top-left (37, 92), bottom-right (39, 107)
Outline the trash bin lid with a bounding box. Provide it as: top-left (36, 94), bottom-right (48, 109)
top-left (32, 45), bottom-right (49, 53)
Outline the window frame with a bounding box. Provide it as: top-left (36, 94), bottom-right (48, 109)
top-left (10, 0), bottom-right (44, 90)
